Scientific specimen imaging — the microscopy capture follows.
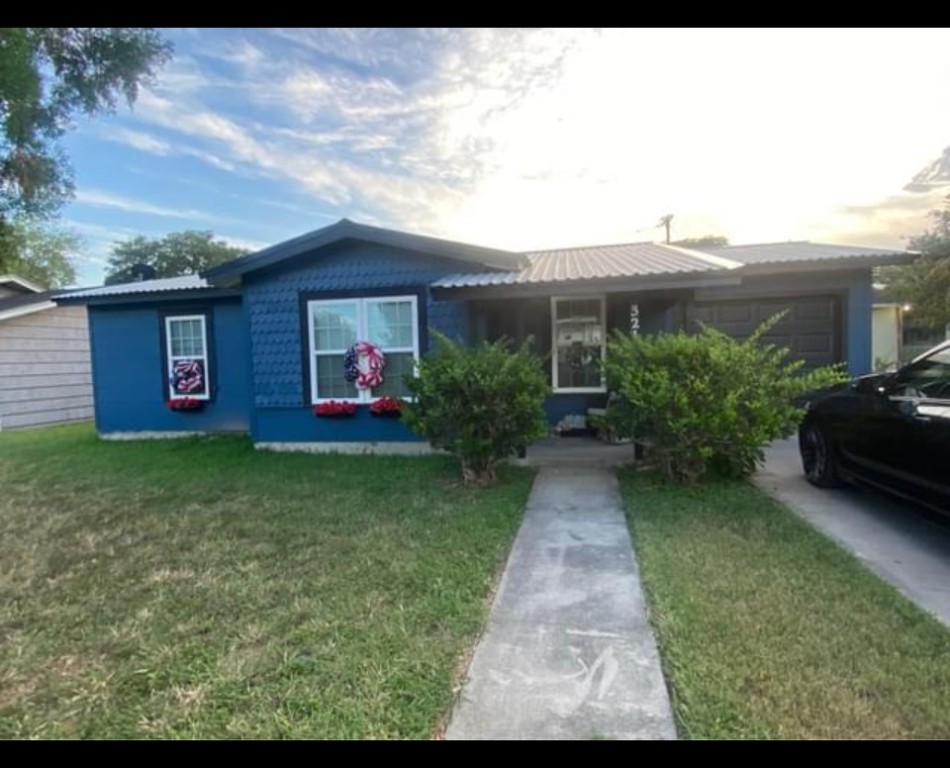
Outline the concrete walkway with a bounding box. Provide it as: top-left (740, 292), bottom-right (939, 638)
top-left (755, 438), bottom-right (950, 628)
top-left (445, 467), bottom-right (676, 740)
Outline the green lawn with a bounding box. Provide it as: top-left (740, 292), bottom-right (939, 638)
top-left (621, 470), bottom-right (950, 740)
top-left (0, 424), bottom-right (533, 739)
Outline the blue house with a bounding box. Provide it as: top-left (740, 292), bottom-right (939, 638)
top-left (56, 219), bottom-right (910, 452)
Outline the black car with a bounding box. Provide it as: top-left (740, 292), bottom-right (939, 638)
top-left (798, 340), bottom-right (950, 515)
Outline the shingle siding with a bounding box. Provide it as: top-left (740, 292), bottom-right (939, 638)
top-left (0, 305), bottom-right (93, 430)
top-left (245, 240), bottom-right (475, 409)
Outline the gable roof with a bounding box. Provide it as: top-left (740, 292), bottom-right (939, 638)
top-left (0, 274), bottom-right (43, 294)
top-left (0, 290), bottom-right (57, 322)
top-left (203, 218), bottom-right (526, 285)
top-left (432, 242), bottom-right (743, 288)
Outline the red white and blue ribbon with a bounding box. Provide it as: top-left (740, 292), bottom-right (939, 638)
top-left (344, 341), bottom-right (386, 390)
top-left (172, 359), bottom-right (205, 395)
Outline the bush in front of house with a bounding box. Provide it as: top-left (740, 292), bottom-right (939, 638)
top-left (402, 332), bottom-right (550, 486)
top-left (602, 313), bottom-right (848, 484)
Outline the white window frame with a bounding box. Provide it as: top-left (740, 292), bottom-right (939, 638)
top-left (551, 295), bottom-right (607, 394)
top-left (165, 314), bottom-right (211, 400)
top-left (307, 294), bottom-right (420, 404)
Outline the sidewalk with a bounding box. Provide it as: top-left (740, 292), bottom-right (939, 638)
top-left (444, 466), bottom-right (676, 740)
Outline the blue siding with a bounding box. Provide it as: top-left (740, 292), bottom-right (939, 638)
top-left (244, 240), bottom-right (475, 442)
top-left (255, 407), bottom-right (420, 443)
top-left (89, 299), bottom-right (250, 434)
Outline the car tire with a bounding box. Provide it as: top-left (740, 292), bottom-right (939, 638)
top-left (800, 421), bottom-right (843, 488)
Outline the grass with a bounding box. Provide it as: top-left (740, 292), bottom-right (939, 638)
top-left (0, 423), bottom-right (534, 739)
top-left (620, 470), bottom-right (950, 739)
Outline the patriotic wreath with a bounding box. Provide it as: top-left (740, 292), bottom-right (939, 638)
top-left (343, 341), bottom-right (386, 390)
top-left (171, 359), bottom-right (205, 395)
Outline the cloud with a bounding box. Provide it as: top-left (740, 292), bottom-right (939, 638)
top-left (101, 28), bottom-right (950, 251)
top-left (75, 188), bottom-right (226, 223)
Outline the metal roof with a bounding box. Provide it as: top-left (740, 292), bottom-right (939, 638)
top-left (432, 242), bottom-right (742, 289)
top-left (432, 240), bottom-right (913, 289)
top-left (694, 241), bottom-right (911, 265)
top-left (203, 218), bottom-right (526, 284)
top-left (54, 274), bottom-right (209, 300)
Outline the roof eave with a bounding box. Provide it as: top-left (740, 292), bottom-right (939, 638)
top-left (0, 300), bottom-right (56, 322)
top-left (0, 274), bottom-right (44, 293)
top-left (431, 272), bottom-right (744, 300)
top-left (733, 253), bottom-right (915, 275)
top-left (54, 287), bottom-right (242, 307)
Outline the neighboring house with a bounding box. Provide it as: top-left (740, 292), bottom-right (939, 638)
top-left (55, 219), bottom-right (911, 451)
top-left (871, 284), bottom-right (905, 370)
top-left (0, 275), bottom-right (93, 430)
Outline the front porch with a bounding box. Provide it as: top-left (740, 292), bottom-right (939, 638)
top-left (513, 435), bottom-right (640, 468)
top-left (468, 290), bottom-right (690, 430)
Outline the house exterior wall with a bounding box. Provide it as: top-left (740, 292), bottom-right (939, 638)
top-left (244, 240), bottom-right (476, 444)
top-left (0, 305), bottom-right (93, 430)
top-left (872, 304), bottom-right (902, 370)
top-left (89, 299), bottom-right (250, 436)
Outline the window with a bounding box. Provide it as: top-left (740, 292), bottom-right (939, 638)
top-left (307, 295), bottom-right (419, 403)
top-left (551, 296), bottom-right (606, 392)
top-left (892, 345), bottom-right (950, 401)
top-left (165, 315), bottom-right (210, 399)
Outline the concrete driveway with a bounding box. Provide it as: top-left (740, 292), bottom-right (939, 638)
top-left (755, 439), bottom-right (950, 628)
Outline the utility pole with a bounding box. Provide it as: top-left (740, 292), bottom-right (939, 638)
top-left (658, 213), bottom-right (674, 244)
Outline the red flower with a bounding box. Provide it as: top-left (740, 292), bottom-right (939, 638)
top-left (369, 396), bottom-right (404, 415)
top-left (314, 400), bottom-right (358, 417)
top-left (167, 397), bottom-right (204, 411)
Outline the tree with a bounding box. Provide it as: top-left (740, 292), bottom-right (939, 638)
top-left (673, 235), bottom-right (729, 247)
top-left (0, 217), bottom-right (79, 288)
top-left (0, 28), bottom-right (172, 221)
top-left (879, 195), bottom-right (950, 330)
top-left (104, 231), bottom-right (249, 284)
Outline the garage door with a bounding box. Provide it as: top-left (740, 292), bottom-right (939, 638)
top-left (686, 296), bottom-right (841, 369)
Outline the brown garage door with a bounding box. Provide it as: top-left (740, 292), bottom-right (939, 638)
top-left (686, 296), bottom-right (842, 369)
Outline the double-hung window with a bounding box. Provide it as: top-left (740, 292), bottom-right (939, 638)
top-left (165, 314), bottom-right (211, 399)
top-left (307, 295), bottom-right (419, 403)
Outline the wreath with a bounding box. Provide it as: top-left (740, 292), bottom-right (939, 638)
top-left (343, 341), bottom-right (386, 390)
top-left (171, 359), bottom-right (205, 395)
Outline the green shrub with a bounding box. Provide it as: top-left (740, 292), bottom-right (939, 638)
top-left (402, 332), bottom-right (550, 485)
top-left (602, 314), bottom-right (848, 483)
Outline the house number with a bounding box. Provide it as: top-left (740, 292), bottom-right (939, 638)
top-left (630, 303), bottom-right (640, 335)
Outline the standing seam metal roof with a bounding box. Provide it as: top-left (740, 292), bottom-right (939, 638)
top-left (432, 242), bottom-right (741, 288)
top-left (54, 274), bottom-right (209, 300)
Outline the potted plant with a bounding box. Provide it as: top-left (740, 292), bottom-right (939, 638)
top-left (313, 400), bottom-right (358, 418)
top-left (167, 397), bottom-right (205, 412)
top-left (369, 396), bottom-right (404, 418)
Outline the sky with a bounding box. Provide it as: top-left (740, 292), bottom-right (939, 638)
top-left (60, 27), bottom-right (950, 287)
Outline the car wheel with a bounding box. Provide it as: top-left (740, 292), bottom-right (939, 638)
top-left (800, 422), bottom-right (843, 488)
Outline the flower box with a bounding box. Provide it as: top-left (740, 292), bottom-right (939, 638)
top-left (369, 396), bottom-right (404, 417)
top-left (314, 401), bottom-right (358, 418)
top-left (167, 397), bottom-right (206, 412)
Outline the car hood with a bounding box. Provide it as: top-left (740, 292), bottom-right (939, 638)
top-left (795, 372), bottom-right (888, 409)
